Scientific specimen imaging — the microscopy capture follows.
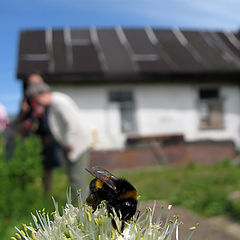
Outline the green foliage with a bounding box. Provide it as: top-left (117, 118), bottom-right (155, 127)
top-left (226, 190), bottom-right (240, 220)
top-left (0, 134), bottom-right (44, 237)
top-left (121, 161), bottom-right (240, 218)
top-left (2, 142), bottom-right (240, 238)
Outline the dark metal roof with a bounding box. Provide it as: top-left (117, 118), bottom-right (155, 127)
top-left (17, 27), bottom-right (240, 82)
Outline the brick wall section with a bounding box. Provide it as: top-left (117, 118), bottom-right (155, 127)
top-left (90, 140), bottom-right (237, 170)
top-left (183, 141), bottom-right (236, 164)
top-left (90, 148), bottom-right (157, 170)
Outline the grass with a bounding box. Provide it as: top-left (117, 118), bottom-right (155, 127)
top-left (118, 161), bottom-right (240, 217)
top-left (6, 160), bottom-right (240, 239)
top-left (50, 161), bottom-right (240, 218)
top-left (36, 161), bottom-right (240, 218)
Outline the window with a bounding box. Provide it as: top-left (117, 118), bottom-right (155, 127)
top-left (199, 88), bottom-right (223, 129)
top-left (108, 90), bottom-right (136, 133)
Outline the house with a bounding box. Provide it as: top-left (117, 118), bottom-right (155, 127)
top-left (16, 27), bottom-right (240, 156)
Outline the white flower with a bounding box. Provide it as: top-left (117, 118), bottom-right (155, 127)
top-left (14, 195), bottom-right (197, 240)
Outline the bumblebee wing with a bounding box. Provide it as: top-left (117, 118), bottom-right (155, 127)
top-left (85, 167), bottom-right (117, 179)
top-left (85, 167), bottom-right (117, 191)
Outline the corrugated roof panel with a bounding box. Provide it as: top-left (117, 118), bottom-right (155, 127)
top-left (71, 29), bottom-right (91, 44)
top-left (217, 32), bottom-right (240, 59)
top-left (123, 29), bottom-right (156, 55)
top-left (18, 61), bottom-right (49, 76)
top-left (202, 32), bottom-right (238, 69)
top-left (184, 31), bottom-right (235, 71)
top-left (17, 30), bottom-right (49, 76)
top-left (72, 45), bottom-right (102, 73)
top-left (138, 60), bottom-right (172, 73)
top-left (52, 30), bottom-right (67, 72)
top-left (122, 28), bottom-right (172, 73)
top-left (97, 29), bottom-right (136, 73)
top-left (17, 28), bottom-right (240, 80)
top-left (211, 32), bottom-right (240, 68)
top-left (19, 30), bottom-right (46, 54)
top-left (235, 31), bottom-right (240, 42)
top-left (153, 30), bottom-right (203, 72)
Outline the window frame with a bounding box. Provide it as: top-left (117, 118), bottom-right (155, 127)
top-left (198, 87), bottom-right (224, 130)
top-left (108, 89), bottom-right (137, 134)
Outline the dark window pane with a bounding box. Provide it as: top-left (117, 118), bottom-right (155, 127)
top-left (108, 90), bottom-right (133, 102)
top-left (120, 102), bottom-right (136, 133)
top-left (108, 90), bottom-right (136, 133)
top-left (199, 89), bottom-right (219, 99)
top-left (199, 88), bottom-right (223, 129)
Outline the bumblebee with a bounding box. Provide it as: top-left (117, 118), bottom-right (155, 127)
top-left (85, 167), bottom-right (138, 235)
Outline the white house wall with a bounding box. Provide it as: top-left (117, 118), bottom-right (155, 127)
top-left (50, 83), bottom-right (240, 149)
top-left (193, 85), bottom-right (240, 145)
top-left (51, 84), bottom-right (125, 149)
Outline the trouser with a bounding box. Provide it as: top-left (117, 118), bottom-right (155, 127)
top-left (64, 149), bottom-right (90, 202)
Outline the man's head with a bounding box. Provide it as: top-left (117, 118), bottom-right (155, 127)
top-left (26, 82), bottom-right (52, 106)
top-left (27, 72), bottom-right (44, 85)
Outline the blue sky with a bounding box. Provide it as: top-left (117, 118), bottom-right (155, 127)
top-left (1, 0), bottom-right (240, 115)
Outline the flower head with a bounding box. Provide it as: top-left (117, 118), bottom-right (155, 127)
top-left (14, 193), bottom-right (197, 240)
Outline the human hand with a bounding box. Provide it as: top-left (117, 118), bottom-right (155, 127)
top-left (21, 99), bottom-right (30, 113)
top-left (90, 128), bottom-right (98, 148)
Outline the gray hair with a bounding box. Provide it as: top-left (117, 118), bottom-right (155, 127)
top-left (26, 82), bottom-right (51, 97)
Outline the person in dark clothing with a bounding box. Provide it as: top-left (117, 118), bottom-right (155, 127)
top-left (15, 72), bottom-right (63, 195)
top-left (36, 106), bottom-right (63, 195)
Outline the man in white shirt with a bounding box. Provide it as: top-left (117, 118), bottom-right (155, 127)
top-left (26, 82), bottom-right (92, 200)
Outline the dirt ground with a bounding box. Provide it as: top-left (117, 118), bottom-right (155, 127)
top-left (139, 201), bottom-right (240, 240)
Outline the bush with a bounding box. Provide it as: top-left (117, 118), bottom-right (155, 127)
top-left (0, 134), bottom-right (44, 238)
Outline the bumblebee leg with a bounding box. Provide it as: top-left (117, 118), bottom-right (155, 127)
top-left (136, 210), bottom-right (140, 220)
top-left (107, 205), bottom-right (124, 237)
top-left (112, 218), bottom-right (124, 237)
top-left (120, 221), bottom-right (125, 233)
top-left (92, 205), bottom-right (97, 213)
top-left (115, 209), bottom-right (121, 219)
